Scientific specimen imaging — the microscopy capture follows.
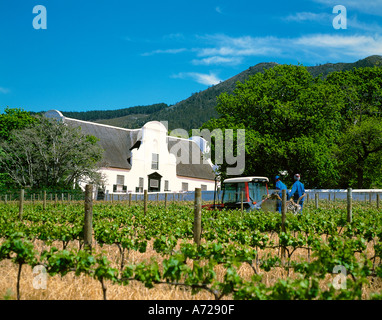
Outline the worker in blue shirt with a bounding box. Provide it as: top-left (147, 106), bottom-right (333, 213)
top-left (289, 174), bottom-right (305, 214)
top-left (275, 175), bottom-right (287, 213)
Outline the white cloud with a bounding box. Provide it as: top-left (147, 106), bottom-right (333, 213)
top-left (215, 6), bottom-right (223, 14)
top-left (0, 87), bottom-right (10, 94)
top-left (141, 48), bottom-right (187, 56)
top-left (313, 0), bottom-right (382, 16)
top-left (285, 10), bottom-right (382, 34)
top-left (191, 34), bottom-right (282, 66)
top-left (284, 12), bottom-right (331, 23)
top-left (192, 56), bottom-right (243, 66)
top-left (162, 33), bottom-right (185, 40)
top-left (172, 72), bottom-right (222, 86)
top-left (347, 17), bottom-right (382, 33)
top-left (294, 34), bottom-right (382, 58)
top-left (194, 33), bottom-right (382, 64)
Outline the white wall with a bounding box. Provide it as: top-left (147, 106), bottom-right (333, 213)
top-left (98, 121), bottom-right (215, 194)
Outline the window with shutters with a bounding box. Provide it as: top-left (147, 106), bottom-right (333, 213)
top-left (164, 180), bottom-right (169, 191)
top-left (116, 175), bottom-right (125, 185)
top-left (114, 175), bottom-right (126, 193)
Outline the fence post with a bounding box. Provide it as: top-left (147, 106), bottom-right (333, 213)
top-left (144, 189), bottom-right (148, 214)
top-left (241, 191), bottom-right (244, 212)
top-left (4, 194), bottom-right (7, 204)
top-left (19, 189), bottom-right (24, 220)
top-left (315, 193), bottom-right (319, 209)
top-left (281, 189), bottom-right (287, 233)
top-left (194, 188), bottom-right (202, 246)
top-left (84, 184), bottom-right (93, 251)
top-left (281, 189), bottom-right (287, 262)
top-left (377, 194), bottom-right (380, 209)
top-left (43, 190), bottom-right (47, 210)
top-left (369, 192), bottom-right (372, 205)
top-left (347, 188), bottom-right (352, 223)
top-left (165, 193), bottom-right (168, 209)
top-left (129, 193), bottom-right (132, 207)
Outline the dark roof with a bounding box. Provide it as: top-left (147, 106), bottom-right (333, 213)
top-left (62, 116), bottom-right (215, 181)
top-left (64, 118), bottom-right (140, 170)
top-left (167, 137), bottom-right (215, 180)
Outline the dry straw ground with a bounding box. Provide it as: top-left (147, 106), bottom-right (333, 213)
top-left (1, 199), bottom-right (381, 300)
top-left (1, 233), bottom-right (381, 300)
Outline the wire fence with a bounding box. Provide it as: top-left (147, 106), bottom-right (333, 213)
top-left (1, 188), bottom-right (382, 204)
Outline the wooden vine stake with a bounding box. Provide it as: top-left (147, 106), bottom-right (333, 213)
top-left (84, 184), bottom-right (93, 251)
top-left (347, 188), bottom-right (352, 223)
top-left (43, 190), bottom-right (47, 210)
top-left (144, 189), bottom-right (148, 214)
top-left (241, 191), bottom-right (244, 212)
top-left (281, 189), bottom-right (287, 263)
top-left (19, 189), bottom-right (24, 220)
top-left (194, 188), bottom-right (202, 246)
top-left (377, 194), bottom-right (380, 210)
top-left (315, 193), bottom-right (319, 209)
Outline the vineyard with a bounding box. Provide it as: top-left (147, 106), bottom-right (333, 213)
top-left (0, 196), bottom-right (382, 300)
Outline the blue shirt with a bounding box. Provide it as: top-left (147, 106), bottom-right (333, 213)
top-left (289, 180), bottom-right (305, 202)
top-left (275, 180), bottom-right (287, 198)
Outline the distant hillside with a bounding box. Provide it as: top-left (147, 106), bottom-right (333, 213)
top-left (62, 55), bottom-right (382, 131)
top-left (61, 103), bottom-right (168, 123)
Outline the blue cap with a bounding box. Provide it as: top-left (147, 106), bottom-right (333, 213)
top-left (275, 175), bottom-right (280, 180)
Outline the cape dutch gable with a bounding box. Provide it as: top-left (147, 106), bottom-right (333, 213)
top-left (44, 110), bottom-right (216, 195)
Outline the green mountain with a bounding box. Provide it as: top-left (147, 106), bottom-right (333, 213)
top-left (62, 55), bottom-right (382, 131)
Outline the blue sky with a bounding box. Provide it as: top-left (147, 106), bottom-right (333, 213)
top-left (0, 0), bottom-right (381, 113)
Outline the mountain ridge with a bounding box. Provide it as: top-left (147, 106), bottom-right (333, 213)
top-left (61, 55), bottom-right (382, 131)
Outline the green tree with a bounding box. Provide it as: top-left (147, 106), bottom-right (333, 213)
top-left (201, 64), bottom-right (343, 188)
top-left (0, 116), bottom-right (104, 189)
top-left (0, 107), bottom-right (37, 140)
top-left (327, 67), bottom-right (382, 188)
top-left (0, 108), bottom-right (38, 189)
top-left (326, 67), bottom-right (382, 125)
top-left (335, 117), bottom-right (382, 188)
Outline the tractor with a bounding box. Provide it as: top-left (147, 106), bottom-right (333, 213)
top-left (203, 176), bottom-right (305, 213)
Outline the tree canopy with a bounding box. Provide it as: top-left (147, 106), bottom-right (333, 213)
top-left (200, 65), bottom-right (382, 189)
top-left (0, 114), bottom-right (104, 190)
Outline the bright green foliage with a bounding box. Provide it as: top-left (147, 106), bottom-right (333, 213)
top-left (0, 108), bottom-right (37, 141)
top-left (201, 64), bottom-right (343, 187)
top-left (0, 115), bottom-right (104, 189)
top-left (201, 65), bottom-right (382, 189)
top-left (0, 200), bottom-right (381, 300)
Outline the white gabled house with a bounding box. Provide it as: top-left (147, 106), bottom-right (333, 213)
top-left (44, 110), bottom-right (216, 196)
